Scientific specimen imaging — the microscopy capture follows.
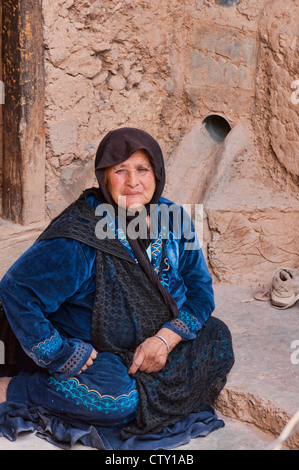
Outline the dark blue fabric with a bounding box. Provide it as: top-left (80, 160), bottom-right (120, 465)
top-left (7, 351), bottom-right (139, 427)
top-left (0, 196), bottom-right (215, 377)
top-left (0, 400), bottom-right (224, 450)
top-left (0, 194), bottom-right (220, 449)
top-left (0, 237), bottom-right (95, 378)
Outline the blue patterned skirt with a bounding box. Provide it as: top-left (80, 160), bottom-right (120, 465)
top-left (0, 350), bottom-right (225, 450)
top-left (7, 351), bottom-right (139, 427)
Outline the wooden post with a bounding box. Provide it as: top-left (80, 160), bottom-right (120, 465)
top-left (0, 1), bottom-right (3, 216)
top-left (2, 0), bottom-right (45, 225)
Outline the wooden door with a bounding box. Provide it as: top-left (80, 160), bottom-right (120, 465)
top-left (0, 0), bottom-right (3, 217)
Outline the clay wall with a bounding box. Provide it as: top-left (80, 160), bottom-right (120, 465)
top-left (1, 0), bottom-right (295, 283)
top-left (42, 0), bottom-right (268, 217)
top-left (39, 0), bottom-right (299, 283)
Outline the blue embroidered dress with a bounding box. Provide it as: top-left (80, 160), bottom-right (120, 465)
top-left (0, 195), bottom-right (222, 449)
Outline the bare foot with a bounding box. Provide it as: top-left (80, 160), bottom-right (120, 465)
top-left (0, 377), bottom-right (12, 403)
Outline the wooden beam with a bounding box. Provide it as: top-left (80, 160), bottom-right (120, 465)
top-left (2, 0), bottom-right (45, 224)
top-left (0, 1), bottom-right (3, 213)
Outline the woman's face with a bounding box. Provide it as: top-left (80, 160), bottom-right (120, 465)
top-left (105, 150), bottom-right (156, 210)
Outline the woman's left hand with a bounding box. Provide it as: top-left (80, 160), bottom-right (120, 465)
top-left (78, 348), bottom-right (98, 374)
top-left (128, 328), bottom-right (181, 375)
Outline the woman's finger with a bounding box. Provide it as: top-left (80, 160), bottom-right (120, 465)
top-left (128, 348), bottom-right (144, 375)
top-left (78, 364), bottom-right (87, 374)
top-left (91, 348), bottom-right (98, 360)
top-left (78, 348), bottom-right (98, 374)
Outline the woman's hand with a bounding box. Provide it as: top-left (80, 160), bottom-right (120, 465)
top-left (78, 348), bottom-right (98, 374)
top-left (128, 328), bottom-right (181, 375)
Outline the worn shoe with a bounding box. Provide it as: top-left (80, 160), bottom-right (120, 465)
top-left (253, 283), bottom-right (272, 302)
top-left (270, 267), bottom-right (299, 309)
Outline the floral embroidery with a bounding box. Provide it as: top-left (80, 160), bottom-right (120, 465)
top-left (116, 228), bottom-right (132, 250)
top-left (116, 227), bottom-right (138, 262)
top-left (151, 233), bottom-right (163, 275)
top-left (48, 376), bottom-right (139, 413)
top-left (32, 332), bottom-right (62, 365)
top-left (151, 236), bottom-right (162, 257)
top-left (165, 232), bottom-right (179, 270)
top-left (172, 310), bottom-right (201, 335)
top-left (161, 258), bottom-right (171, 288)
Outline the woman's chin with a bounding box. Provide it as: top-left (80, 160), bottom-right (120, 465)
top-left (126, 203), bottom-right (146, 213)
top-left (117, 196), bottom-right (148, 212)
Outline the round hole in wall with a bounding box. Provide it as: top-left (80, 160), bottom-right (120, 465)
top-left (215, 0), bottom-right (240, 6)
top-left (202, 115), bottom-right (232, 142)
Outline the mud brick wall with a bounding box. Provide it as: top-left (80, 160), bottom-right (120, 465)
top-left (42, 0), bottom-right (271, 217)
top-left (0, 1), bottom-right (297, 283)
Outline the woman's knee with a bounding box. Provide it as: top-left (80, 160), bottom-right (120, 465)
top-left (48, 373), bottom-right (139, 425)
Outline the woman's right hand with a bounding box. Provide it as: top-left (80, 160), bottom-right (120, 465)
top-left (78, 348), bottom-right (98, 374)
top-left (129, 328), bottom-right (181, 375)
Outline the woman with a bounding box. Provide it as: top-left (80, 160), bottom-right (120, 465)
top-left (0, 128), bottom-right (234, 449)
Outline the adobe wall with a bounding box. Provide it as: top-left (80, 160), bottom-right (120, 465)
top-left (41, 0), bottom-right (299, 283)
top-left (254, 1), bottom-right (299, 182)
top-left (42, 0), bottom-right (265, 216)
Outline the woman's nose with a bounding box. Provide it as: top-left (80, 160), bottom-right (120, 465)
top-left (126, 170), bottom-right (139, 187)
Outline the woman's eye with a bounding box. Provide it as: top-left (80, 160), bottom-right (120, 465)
top-left (115, 169), bottom-right (125, 174)
top-left (138, 168), bottom-right (149, 172)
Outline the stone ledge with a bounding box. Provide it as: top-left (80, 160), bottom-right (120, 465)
top-left (216, 388), bottom-right (299, 450)
top-left (213, 283), bottom-right (299, 450)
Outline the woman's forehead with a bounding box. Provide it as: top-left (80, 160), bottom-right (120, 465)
top-left (112, 151), bottom-right (152, 169)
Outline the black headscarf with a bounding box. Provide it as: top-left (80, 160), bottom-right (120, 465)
top-left (95, 127), bottom-right (165, 206)
top-left (88, 127), bottom-right (180, 319)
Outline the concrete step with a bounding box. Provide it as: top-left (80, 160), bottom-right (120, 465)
top-left (213, 283), bottom-right (299, 450)
top-left (0, 413), bottom-right (283, 451)
top-left (177, 414), bottom-right (286, 451)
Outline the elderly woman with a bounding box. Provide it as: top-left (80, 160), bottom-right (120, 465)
top-left (0, 128), bottom-right (234, 449)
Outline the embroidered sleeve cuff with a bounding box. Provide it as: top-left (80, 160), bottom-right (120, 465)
top-left (26, 333), bottom-right (93, 379)
top-left (54, 340), bottom-right (93, 378)
top-left (162, 309), bottom-right (203, 341)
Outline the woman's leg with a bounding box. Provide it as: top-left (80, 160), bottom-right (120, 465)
top-left (6, 352), bottom-right (139, 427)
